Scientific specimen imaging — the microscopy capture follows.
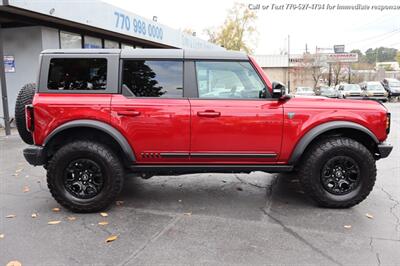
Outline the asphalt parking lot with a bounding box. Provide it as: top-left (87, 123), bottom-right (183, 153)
top-left (1, 103), bottom-right (399, 266)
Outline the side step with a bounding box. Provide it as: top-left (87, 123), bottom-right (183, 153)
top-left (128, 164), bottom-right (294, 175)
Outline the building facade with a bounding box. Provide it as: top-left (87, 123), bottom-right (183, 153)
top-left (0, 0), bottom-right (221, 128)
top-left (254, 54), bottom-right (320, 92)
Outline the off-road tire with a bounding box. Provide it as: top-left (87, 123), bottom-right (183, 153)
top-left (15, 83), bottom-right (36, 144)
top-left (299, 137), bottom-right (376, 208)
top-left (47, 140), bottom-right (124, 212)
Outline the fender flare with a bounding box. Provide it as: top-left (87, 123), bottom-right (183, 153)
top-left (288, 121), bottom-right (379, 164)
top-left (43, 119), bottom-right (136, 162)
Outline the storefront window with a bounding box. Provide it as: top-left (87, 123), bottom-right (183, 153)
top-left (84, 36), bottom-right (102, 49)
top-left (104, 40), bottom-right (119, 49)
top-left (60, 31), bottom-right (82, 49)
top-left (121, 43), bottom-right (134, 49)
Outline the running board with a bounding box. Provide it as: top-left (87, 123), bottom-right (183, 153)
top-left (128, 164), bottom-right (294, 175)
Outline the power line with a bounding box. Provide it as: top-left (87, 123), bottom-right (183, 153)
top-left (345, 28), bottom-right (400, 45)
top-left (356, 31), bottom-right (400, 50)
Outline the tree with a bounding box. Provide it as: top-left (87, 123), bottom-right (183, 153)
top-left (331, 62), bottom-right (347, 85)
top-left (396, 51), bottom-right (400, 65)
top-left (301, 53), bottom-right (325, 89)
top-left (182, 28), bottom-right (196, 36)
top-left (365, 47), bottom-right (398, 64)
top-left (205, 3), bottom-right (257, 53)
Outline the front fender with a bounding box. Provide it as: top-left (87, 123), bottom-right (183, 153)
top-left (288, 121), bottom-right (378, 164)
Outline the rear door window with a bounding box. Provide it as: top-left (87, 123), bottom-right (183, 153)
top-left (48, 58), bottom-right (107, 90)
top-left (122, 60), bottom-right (183, 98)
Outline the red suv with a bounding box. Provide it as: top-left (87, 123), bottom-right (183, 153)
top-left (15, 49), bottom-right (392, 212)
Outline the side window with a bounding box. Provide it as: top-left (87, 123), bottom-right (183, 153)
top-left (195, 61), bottom-right (268, 99)
top-left (48, 58), bottom-right (107, 90)
top-left (122, 60), bottom-right (183, 98)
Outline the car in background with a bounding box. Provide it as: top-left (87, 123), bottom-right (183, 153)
top-left (320, 86), bottom-right (342, 98)
top-left (337, 84), bottom-right (363, 99)
top-left (381, 78), bottom-right (400, 98)
top-left (295, 86), bottom-right (315, 96)
top-left (360, 81), bottom-right (388, 102)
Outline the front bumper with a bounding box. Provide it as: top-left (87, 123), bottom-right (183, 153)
top-left (378, 142), bottom-right (393, 158)
top-left (23, 145), bottom-right (45, 166)
top-left (345, 96), bottom-right (364, 100)
top-left (365, 96), bottom-right (388, 101)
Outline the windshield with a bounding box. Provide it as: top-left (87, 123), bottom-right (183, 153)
top-left (366, 83), bottom-right (385, 91)
top-left (389, 81), bottom-right (400, 87)
top-left (343, 84), bottom-right (361, 91)
top-left (298, 87), bottom-right (313, 92)
top-left (321, 88), bottom-right (333, 93)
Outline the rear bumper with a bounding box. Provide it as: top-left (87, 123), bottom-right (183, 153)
top-left (23, 145), bottom-right (45, 166)
top-left (378, 142), bottom-right (393, 158)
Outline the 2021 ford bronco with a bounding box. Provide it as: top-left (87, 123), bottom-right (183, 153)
top-left (15, 49), bottom-right (392, 212)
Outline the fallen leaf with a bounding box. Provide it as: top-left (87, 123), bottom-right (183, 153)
top-left (100, 212), bottom-right (108, 217)
top-left (15, 169), bottom-right (23, 173)
top-left (67, 216), bottom-right (76, 221)
top-left (6, 214), bottom-right (16, 218)
top-left (344, 225), bottom-right (352, 229)
top-left (0, 233), bottom-right (4, 239)
top-left (52, 207), bottom-right (60, 212)
top-left (31, 213), bottom-right (38, 218)
top-left (98, 221), bottom-right (109, 226)
top-left (115, 201), bottom-right (124, 206)
top-left (48, 220), bottom-right (61, 225)
top-left (366, 213), bottom-right (374, 219)
top-left (23, 186), bottom-right (30, 193)
top-left (105, 235), bottom-right (118, 243)
top-left (6, 261), bottom-right (22, 266)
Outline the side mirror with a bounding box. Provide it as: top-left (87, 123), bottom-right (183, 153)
top-left (272, 81), bottom-right (287, 99)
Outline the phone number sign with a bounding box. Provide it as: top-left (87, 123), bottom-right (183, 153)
top-left (114, 11), bottom-right (163, 41)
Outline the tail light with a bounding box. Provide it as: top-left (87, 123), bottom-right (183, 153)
top-left (386, 112), bottom-right (391, 134)
top-left (25, 104), bottom-right (34, 132)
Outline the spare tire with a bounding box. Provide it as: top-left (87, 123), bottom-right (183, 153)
top-left (15, 83), bottom-right (36, 144)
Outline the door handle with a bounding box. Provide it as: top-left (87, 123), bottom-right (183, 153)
top-left (197, 110), bottom-right (221, 118)
top-left (117, 110), bottom-right (141, 117)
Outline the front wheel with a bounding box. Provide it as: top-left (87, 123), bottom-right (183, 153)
top-left (299, 137), bottom-right (376, 208)
top-left (47, 141), bottom-right (124, 212)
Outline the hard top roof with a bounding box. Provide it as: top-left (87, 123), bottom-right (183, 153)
top-left (41, 49), bottom-right (248, 60)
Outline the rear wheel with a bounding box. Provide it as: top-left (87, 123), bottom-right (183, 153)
top-left (47, 140), bottom-right (124, 212)
top-left (299, 137), bottom-right (376, 208)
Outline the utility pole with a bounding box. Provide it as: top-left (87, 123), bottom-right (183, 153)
top-left (328, 63), bottom-right (332, 86)
top-left (348, 65), bottom-right (351, 83)
top-left (287, 35), bottom-right (290, 92)
top-left (0, 24), bottom-right (11, 136)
